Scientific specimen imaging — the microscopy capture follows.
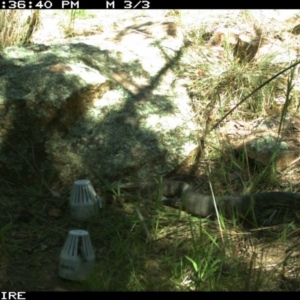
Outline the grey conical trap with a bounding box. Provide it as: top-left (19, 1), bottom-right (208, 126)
top-left (59, 229), bottom-right (95, 281)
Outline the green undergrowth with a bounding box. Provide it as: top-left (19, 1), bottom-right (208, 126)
top-left (1, 179), bottom-right (300, 290)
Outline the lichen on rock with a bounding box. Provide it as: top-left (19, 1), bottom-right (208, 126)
top-left (0, 22), bottom-right (200, 189)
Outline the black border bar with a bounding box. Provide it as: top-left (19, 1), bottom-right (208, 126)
top-left (1, 1), bottom-right (297, 9)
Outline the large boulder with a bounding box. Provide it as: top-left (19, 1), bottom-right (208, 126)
top-left (0, 21), bottom-right (201, 190)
